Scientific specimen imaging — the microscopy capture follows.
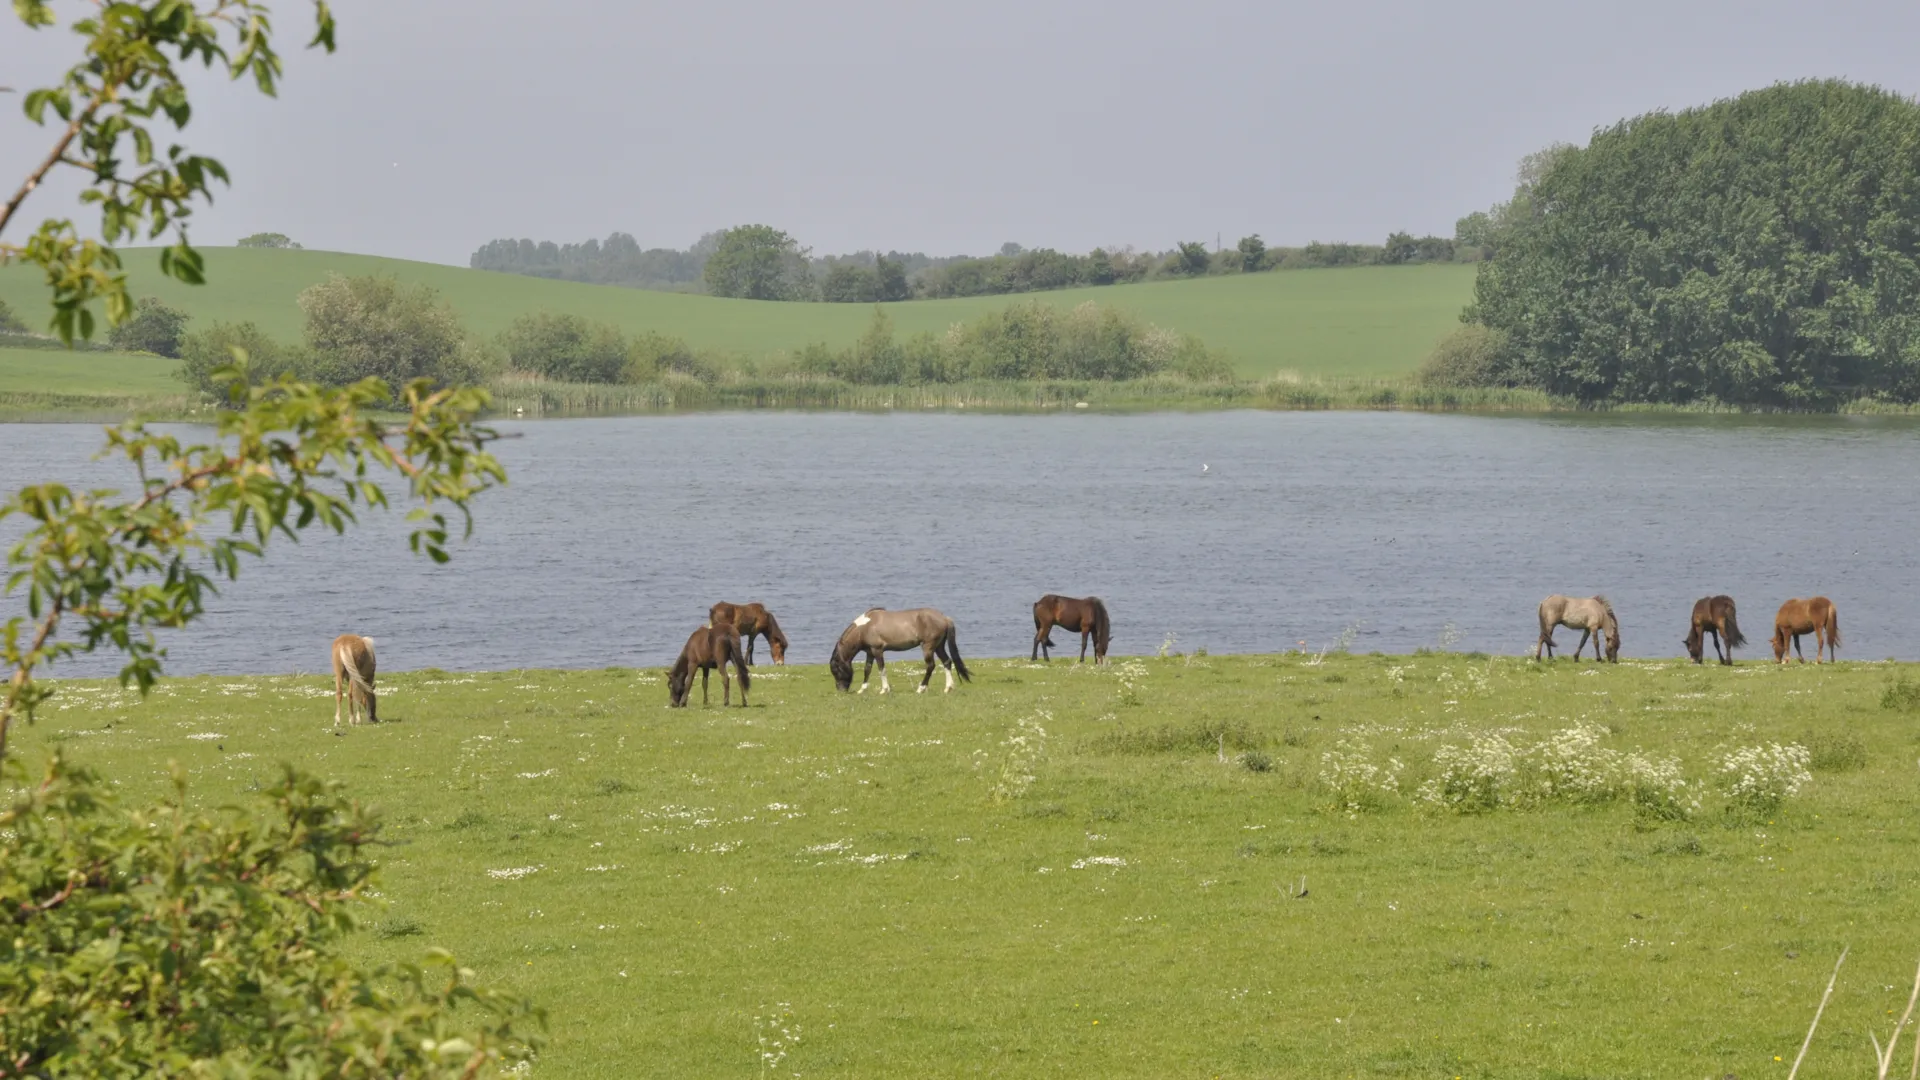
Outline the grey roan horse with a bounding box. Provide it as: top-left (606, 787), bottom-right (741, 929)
top-left (830, 607), bottom-right (972, 694)
top-left (1534, 595), bottom-right (1620, 662)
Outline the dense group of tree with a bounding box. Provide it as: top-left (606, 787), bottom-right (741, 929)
top-left (469, 228), bottom-right (1467, 302)
top-left (470, 232), bottom-right (716, 290)
top-left (1450, 80), bottom-right (1920, 407)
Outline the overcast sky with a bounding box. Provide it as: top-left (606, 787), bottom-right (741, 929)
top-left (5, 0), bottom-right (1918, 266)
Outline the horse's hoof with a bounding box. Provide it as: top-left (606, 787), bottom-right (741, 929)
top-left (916, 685), bottom-right (926, 694)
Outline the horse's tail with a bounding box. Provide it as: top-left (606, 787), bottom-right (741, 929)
top-left (1828, 604), bottom-right (1842, 650)
top-left (946, 623), bottom-right (972, 682)
top-left (337, 639), bottom-right (377, 720)
top-left (1723, 602), bottom-right (1747, 649)
top-left (728, 630), bottom-right (751, 694)
top-left (1090, 597), bottom-right (1111, 657)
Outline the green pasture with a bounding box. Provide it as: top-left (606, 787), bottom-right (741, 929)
top-left (13, 653), bottom-right (1920, 1078)
top-left (0, 345), bottom-right (181, 395)
top-left (0, 250), bottom-right (1474, 379)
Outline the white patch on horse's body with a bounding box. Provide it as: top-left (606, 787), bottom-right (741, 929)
top-left (854, 613), bottom-right (872, 627)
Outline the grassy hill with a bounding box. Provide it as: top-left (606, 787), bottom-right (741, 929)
top-left (0, 249), bottom-right (1475, 379)
top-left (9, 653), bottom-right (1905, 1077)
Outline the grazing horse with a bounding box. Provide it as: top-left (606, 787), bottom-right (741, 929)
top-left (1772, 597), bottom-right (1841, 664)
top-left (709, 601), bottom-right (789, 665)
top-left (830, 607), bottom-right (972, 694)
top-left (669, 623), bottom-right (751, 707)
top-left (1031, 594), bottom-right (1112, 664)
top-left (1685, 595), bottom-right (1746, 665)
top-left (331, 634), bottom-right (378, 726)
top-left (1534, 595), bottom-right (1620, 662)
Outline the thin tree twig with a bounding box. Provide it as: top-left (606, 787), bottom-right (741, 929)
top-left (1877, 955), bottom-right (1920, 1078)
top-left (1789, 946), bottom-right (1849, 1080)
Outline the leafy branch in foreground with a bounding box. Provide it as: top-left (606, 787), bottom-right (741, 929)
top-left (2, 1), bottom-right (336, 342)
top-left (0, 372), bottom-right (505, 764)
top-left (1, 756), bottom-right (543, 1078)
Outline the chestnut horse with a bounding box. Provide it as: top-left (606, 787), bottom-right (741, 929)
top-left (709, 601), bottom-right (789, 665)
top-left (1772, 597), bottom-right (1841, 664)
top-left (669, 622), bottom-right (751, 706)
top-left (830, 607), bottom-right (971, 694)
top-left (1534, 595), bottom-right (1619, 662)
top-left (331, 633), bottom-right (378, 726)
top-left (1032, 594), bottom-right (1111, 664)
top-left (1685, 595), bottom-right (1747, 665)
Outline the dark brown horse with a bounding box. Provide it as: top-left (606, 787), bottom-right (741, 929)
top-left (830, 608), bottom-right (971, 694)
top-left (1032, 594), bottom-right (1111, 664)
top-left (1773, 597), bottom-right (1841, 664)
top-left (669, 622), bottom-right (751, 707)
top-left (1685, 595), bottom-right (1746, 665)
top-left (709, 601), bottom-right (789, 665)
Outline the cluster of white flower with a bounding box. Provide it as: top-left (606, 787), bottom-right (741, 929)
top-left (1418, 731), bottom-right (1521, 811)
top-left (1318, 738), bottom-right (1405, 812)
top-left (1410, 724), bottom-right (1703, 816)
top-left (990, 710), bottom-right (1051, 803)
top-left (753, 1002), bottom-right (801, 1076)
top-left (1717, 743), bottom-right (1813, 812)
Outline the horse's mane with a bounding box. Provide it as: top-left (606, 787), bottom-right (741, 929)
top-left (765, 611), bottom-right (789, 647)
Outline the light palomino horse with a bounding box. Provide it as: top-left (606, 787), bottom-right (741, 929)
top-left (1534, 595), bottom-right (1619, 662)
top-left (1772, 596), bottom-right (1841, 664)
top-left (332, 633), bottom-right (378, 726)
top-left (830, 607), bottom-right (972, 694)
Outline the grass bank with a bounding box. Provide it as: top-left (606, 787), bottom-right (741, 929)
top-left (0, 249), bottom-right (1474, 378)
top-left (13, 653), bottom-right (1919, 1077)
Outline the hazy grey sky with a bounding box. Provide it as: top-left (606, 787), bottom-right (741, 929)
top-left (6, 0), bottom-right (1919, 266)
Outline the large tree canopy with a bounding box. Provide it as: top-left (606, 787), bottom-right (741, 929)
top-left (1468, 80), bottom-right (1920, 407)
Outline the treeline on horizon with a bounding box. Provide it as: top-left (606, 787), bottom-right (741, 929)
top-left (1426, 79), bottom-right (1920, 410)
top-left (162, 275), bottom-right (1237, 405)
top-left (468, 228), bottom-right (1473, 303)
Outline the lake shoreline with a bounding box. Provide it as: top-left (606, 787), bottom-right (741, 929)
top-left (9, 378), bottom-right (1920, 423)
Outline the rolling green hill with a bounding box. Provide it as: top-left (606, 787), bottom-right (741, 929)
top-left (0, 249), bottom-right (1474, 379)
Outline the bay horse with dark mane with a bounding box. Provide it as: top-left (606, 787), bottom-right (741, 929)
top-left (709, 601), bottom-right (789, 665)
top-left (830, 607), bottom-right (971, 694)
top-left (1534, 595), bottom-right (1619, 662)
top-left (1773, 596), bottom-right (1841, 664)
top-left (669, 622), bottom-right (751, 707)
top-left (1032, 594), bottom-right (1111, 664)
top-left (1685, 595), bottom-right (1746, 665)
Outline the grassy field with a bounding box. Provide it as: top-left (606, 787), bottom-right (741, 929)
top-left (0, 249), bottom-right (1475, 378)
top-left (12, 652), bottom-right (1919, 1078)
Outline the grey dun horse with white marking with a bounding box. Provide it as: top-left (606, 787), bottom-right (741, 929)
top-left (331, 633), bottom-right (378, 726)
top-left (830, 607), bottom-right (972, 694)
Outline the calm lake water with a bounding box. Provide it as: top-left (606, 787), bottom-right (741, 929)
top-left (2, 411), bottom-right (1916, 675)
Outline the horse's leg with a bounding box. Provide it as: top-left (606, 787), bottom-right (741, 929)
top-left (858, 652), bottom-right (874, 693)
top-left (743, 633), bottom-right (755, 666)
top-left (918, 644), bottom-right (936, 694)
top-left (1815, 626), bottom-right (1827, 665)
top-left (1573, 628), bottom-right (1591, 661)
top-left (1793, 633), bottom-right (1806, 663)
top-left (877, 653), bottom-right (891, 694)
top-left (1079, 628), bottom-right (1090, 663)
top-left (334, 670), bottom-right (345, 728)
top-left (1035, 619), bottom-right (1051, 662)
top-left (701, 666), bottom-right (711, 704)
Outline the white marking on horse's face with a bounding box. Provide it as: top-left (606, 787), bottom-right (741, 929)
top-left (854, 614), bottom-right (872, 627)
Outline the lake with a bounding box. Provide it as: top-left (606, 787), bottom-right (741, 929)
top-left (2, 411), bottom-right (1916, 675)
